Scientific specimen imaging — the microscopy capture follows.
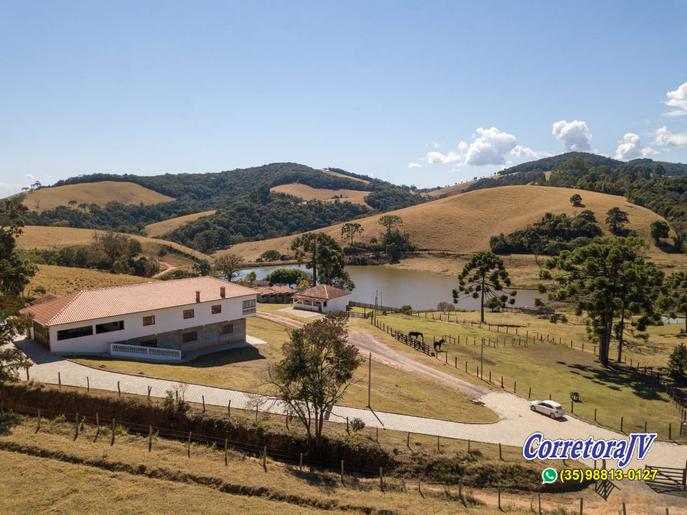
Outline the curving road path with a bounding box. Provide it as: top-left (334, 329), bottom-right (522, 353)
top-left (11, 312), bottom-right (687, 472)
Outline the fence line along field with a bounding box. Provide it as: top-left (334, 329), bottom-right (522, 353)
top-left (21, 181), bottom-right (174, 212)
top-left (360, 312), bottom-right (686, 441)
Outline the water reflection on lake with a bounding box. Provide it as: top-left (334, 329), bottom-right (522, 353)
top-left (238, 264), bottom-right (540, 311)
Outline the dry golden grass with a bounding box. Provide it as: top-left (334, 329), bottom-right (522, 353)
top-left (26, 264), bottom-right (151, 296)
top-left (22, 181), bottom-right (173, 212)
top-left (271, 183), bottom-right (370, 206)
top-left (224, 185), bottom-right (674, 260)
top-left (0, 449), bottom-right (319, 514)
top-left (18, 225), bottom-right (210, 262)
top-left (145, 210), bottom-right (217, 237)
top-left (424, 180), bottom-right (476, 198)
top-left (323, 169), bottom-right (370, 184)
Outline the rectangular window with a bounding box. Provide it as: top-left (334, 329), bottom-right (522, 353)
top-left (221, 323), bottom-right (234, 335)
top-left (96, 320), bottom-right (124, 334)
top-left (242, 299), bottom-right (256, 314)
top-left (142, 315), bottom-right (155, 326)
top-left (211, 304), bottom-right (222, 314)
top-left (182, 331), bottom-right (197, 343)
top-left (57, 325), bottom-right (93, 341)
top-left (183, 309), bottom-right (195, 319)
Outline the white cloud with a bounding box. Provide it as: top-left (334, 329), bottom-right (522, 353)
top-left (511, 145), bottom-right (549, 160)
top-left (613, 133), bottom-right (656, 160)
top-left (655, 126), bottom-right (687, 147)
top-left (552, 120), bottom-right (592, 151)
top-left (665, 81), bottom-right (687, 117)
top-left (426, 150), bottom-right (462, 164)
top-left (408, 162), bottom-right (422, 169)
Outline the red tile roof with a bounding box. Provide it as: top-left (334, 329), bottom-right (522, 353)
top-left (21, 277), bottom-right (255, 326)
top-left (294, 284), bottom-right (351, 301)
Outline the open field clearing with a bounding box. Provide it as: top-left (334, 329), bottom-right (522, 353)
top-left (0, 412), bottom-right (591, 514)
top-left (424, 181), bottom-right (476, 198)
top-left (0, 449), bottom-right (318, 514)
top-left (144, 209), bottom-right (217, 237)
top-left (26, 264), bottom-right (150, 296)
top-left (75, 317), bottom-right (497, 424)
top-left (362, 312), bottom-right (686, 441)
top-left (271, 183), bottom-right (370, 206)
top-left (18, 225), bottom-right (210, 262)
top-left (20, 181), bottom-right (173, 212)
top-left (223, 185), bottom-right (687, 285)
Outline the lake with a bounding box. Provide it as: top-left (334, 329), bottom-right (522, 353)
top-left (237, 264), bottom-right (541, 311)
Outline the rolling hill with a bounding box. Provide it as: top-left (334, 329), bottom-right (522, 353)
top-left (18, 226), bottom-right (210, 263)
top-left (22, 181), bottom-right (173, 212)
top-left (220, 185), bottom-right (678, 262)
top-left (270, 183), bottom-right (370, 206)
top-left (144, 210), bottom-right (217, 237)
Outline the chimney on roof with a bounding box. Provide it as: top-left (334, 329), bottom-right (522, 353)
top-left (220, 286), bottom-right (226, 298)
top-left (195, 291), bottom-right (201, 303)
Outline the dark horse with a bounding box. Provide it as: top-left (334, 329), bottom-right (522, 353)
top-left (434, 338), bottom-right (446, 352)
top-left (409, 331), bottom-right (424, 341)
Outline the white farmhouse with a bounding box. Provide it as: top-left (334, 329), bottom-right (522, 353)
top-left (20, 277), bottom-right (257, 361)
top-left (292, 284), bottom-right (351, 313)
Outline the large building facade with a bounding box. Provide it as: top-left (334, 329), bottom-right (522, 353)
top-left (21, 277), bottom-right (257, 359)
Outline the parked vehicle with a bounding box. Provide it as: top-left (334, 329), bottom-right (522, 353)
top-left (529, 400), bottom-right (564, 419)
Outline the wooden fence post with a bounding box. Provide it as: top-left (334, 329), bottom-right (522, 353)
top-left (499, 443), bottom-right (503, 460)
top-left (528, 386), bottom-right (531, 399)
top-left (148, 424), bottom-right (153, 452)
top-left (263, 445), bottom-right (267, 471)
top-left (379, 467), bottom-right (384, 491)
top-left (111, 418), bottom-right (116, 446)
top-left (497, 487), bottom-right (501, 510)
top-left (407, 432), bottom-right (411, 448)
top-left (620, 416), bottom-right (624, 433)
top-left (299, 452), bottom-right (303, 471)
top-left (117, 381), bottom-right (121, 397)
top-left (224, 437), bottom-right (228, 466)
top-left (202, 395), bottom-right (206, 412)
top-left (187, 431), bottom-right (192, 458)
top-left (340, 459), bottom-right (344, 483)
top-left (36, 408), bottom-right (41, 432)
top-left (58, 371), bottom-right (61, 389)
top-left (74, 412), bottom-right (79, 440)
top-left (227, 400), bottom-right (231, 418)
top-left (147, 385), bottom-right (152, 401)
top-left (86, 376), bottom-right (90, 392)
top-left (94, 413), bottom-right (99, 442)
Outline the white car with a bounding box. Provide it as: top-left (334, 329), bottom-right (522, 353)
top-left (529, 400), bottom-right (564, 419)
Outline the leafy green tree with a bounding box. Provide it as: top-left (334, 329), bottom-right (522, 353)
top-left (660, 272), bottom-right (687, 333)
top-left (214, 253), bottom-right (244, 282)
top-left (377, 215), bottom-right (403, 235)
top-left (267, 268), bottom-right (310, 286)
top-left (382, 229), bottom-right (414, 263)
top-left (259, 249), bottom-right (282, 262)
top-left (650, 220), bottom-right (670, 244)
top-left (193, 259), bottom-right (212, 276)
top-left (0, 200), bottom-right (36, 382)
top-left (546, 237), bottom-right (662, 366)
top-left (453, 251), bottom-right (515, 323)
top-left (605, 207), bottom-right (630, 236)
top-left (340, 222), bottom-right (364, 246)
top-left (668, 344), bottom-right (687, 380)
top-left (291, 233), bottom-right (354, 289)
top-left (267, 314), bottom-right (361, 443)
top-left (569, 193), bottom-right (583, 207)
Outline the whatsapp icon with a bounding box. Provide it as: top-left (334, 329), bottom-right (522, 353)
top-left (542, 467), bottom-right (558, 484)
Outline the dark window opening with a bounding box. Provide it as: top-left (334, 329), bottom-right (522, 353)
top-left (57, 326), bottom-right (93, 341)
top-left (182, 331), bottom-right (197, 343)
top-left (96, 320), bottom-right (125, 334)
top-left (143, 315), bottom-right (155, 326)
top-left (211, 304), bottom-right (222, 314)
top-left (183, 309), bottom-right (195, 319)
top-left (221, 324), bottom-right (234, 335)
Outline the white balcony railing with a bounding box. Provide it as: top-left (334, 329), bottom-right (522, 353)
top-left (110, 343), bottom-right (181, 362)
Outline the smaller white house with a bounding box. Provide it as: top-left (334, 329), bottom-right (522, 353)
top-left (293, 285), bottom-right (351, 313)
top-left (21, 277), bottom-right (257, 361)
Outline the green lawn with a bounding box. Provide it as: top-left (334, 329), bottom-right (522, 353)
top-left (366, 312), bottom-right (686, 441)
top-left (76, 317), bottom-right (497, 424)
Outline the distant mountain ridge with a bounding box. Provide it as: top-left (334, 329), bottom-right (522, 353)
top-left (497, 151), bottom-right (687, 176)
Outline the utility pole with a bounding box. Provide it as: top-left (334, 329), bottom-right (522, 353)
top-left (368, 352), bottom-right (372, 408)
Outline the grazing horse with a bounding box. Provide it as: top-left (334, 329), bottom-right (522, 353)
top-left (409, 331), bottom-right (424, 341)
top-left (434, 338), bottom-right (446, 352)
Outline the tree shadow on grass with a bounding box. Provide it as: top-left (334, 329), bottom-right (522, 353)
top-left (562, 362), bottom-right (667, 402)
top-left (0, 412), bottom-right (21, 436)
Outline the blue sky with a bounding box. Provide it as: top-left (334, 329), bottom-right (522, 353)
top-left (1, 0), bottom-right (686, 194)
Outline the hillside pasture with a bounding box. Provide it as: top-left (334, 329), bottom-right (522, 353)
top-left (424, 180), bottom-right (476, 198)
top-left (21, 181), bottom-right (173, 212)
top-left (144, 210), bottom-right (217, 237)
top-left (25, 264), bottom-right (151, 296)
top-left (271, 183), bottom-right (370, 206)
top-left (323, 169), bottom-right (370, 184)
top-left (221, 185), bottom-right (687, 283)
top-left (18, 225), bottom-right (210, 263)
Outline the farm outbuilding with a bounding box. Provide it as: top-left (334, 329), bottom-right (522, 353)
top-left (292, 284), bottom-right (351, 313)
